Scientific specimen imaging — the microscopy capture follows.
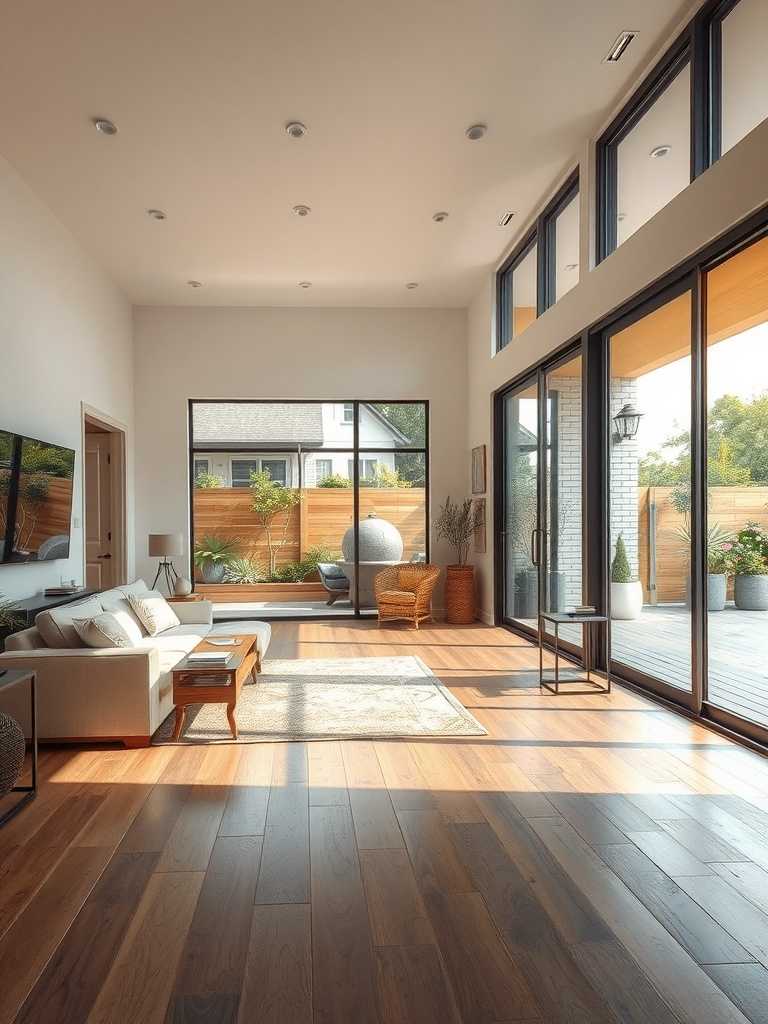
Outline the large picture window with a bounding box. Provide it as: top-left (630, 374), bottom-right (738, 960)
top-left (189, 400), bottom-right (428, 619)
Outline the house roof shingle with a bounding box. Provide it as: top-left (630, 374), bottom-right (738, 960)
top-left (192, 402), bottom-right (324, 446)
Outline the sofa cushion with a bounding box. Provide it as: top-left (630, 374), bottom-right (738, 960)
top-left (115, 579), bottom-right (150, 597)
top-left (128, 591), bottom-right (180, 637)
top-left (36, 597), bottom-right (105, 649)
top-left (73, 612), bottom-right (136, 649)
top-left (209, 619), bottom-right (271, 657)
top-left (99, 592), bottom-right (146, 644)
top-left (378, 589), bottom-right (417, 606)
top-left (158, 623), bottom-right (213, 639)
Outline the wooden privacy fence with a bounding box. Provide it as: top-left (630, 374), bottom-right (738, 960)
top-left (193, 486), bottom-right (427, 578)
top-left (638, 485), bottom-right (768, 602)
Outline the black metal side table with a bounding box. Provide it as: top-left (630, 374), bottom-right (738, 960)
top-left (538, 612), bottom-right (611, 695)
top-left (0, 669), bottom-right (38, 827)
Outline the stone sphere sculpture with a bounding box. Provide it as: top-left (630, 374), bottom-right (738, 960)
top-left (342, 513), bottom-right (403, 563)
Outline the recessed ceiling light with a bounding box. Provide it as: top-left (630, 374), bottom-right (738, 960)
top-left (498, 211), bottom-right (515, 227)
top-left (298, 281), bottom-right (312, 288)
top-left (285, 121), bottom-right (307, 139)
top-left (465, 123), bottom-right (487, 141)
top-left (405, 282), bottom-right (419, 290)
top-left (146, 208), bottom-right (166, 220)
top-left (432, 211), bottom-right (449, 223)
top-left (187, 280), bottom-right (203, 288)
top-left (92, 117), bottom-right (117, 136)
top-left (564, 263), bottom-right (578, 271)
top-left (293, 204), bottom-right (311, 217)
top-left (604, 30), bottom-right (638, 63)
top-left (649, 144), bottom-right (671, 159)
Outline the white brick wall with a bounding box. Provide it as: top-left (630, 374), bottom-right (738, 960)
top-left (609, 378), bottom-right (640, 577)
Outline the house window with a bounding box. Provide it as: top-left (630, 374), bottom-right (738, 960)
top-left (545, 180), bottom-right (580, 305)
top-left (343, 403), bottom-right (354, 423)
top-left (349, 458), bottom-right (378, 481)
top-left (717, 0), bottom-right (768, 157)
top-left (315, 458), bottom-right (333, 482)
top-left (193, 458), bottom-right (209, 479)
top-left (261, 459), bottom-right (287, 486)
top-left (231, 459), bottom-right (259, 488)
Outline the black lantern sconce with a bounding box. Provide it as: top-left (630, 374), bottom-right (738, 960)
top-left (613, 402), bottom-right (644, 443)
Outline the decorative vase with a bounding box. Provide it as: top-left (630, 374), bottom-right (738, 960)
top-left (201, 561), bottom-right (226, 584)
top-left (610, 580), bottom-right (643, 620)
top-left (734, 574), bottom-right (768, 611)
top-left (445, 564), bottom-right (476, 624)
top-left (174, 576), bottom-right (193, 597)
top-left (707, 573), bottom-right (727, 612)
top-left (0, 712), bottom-right (25, 798)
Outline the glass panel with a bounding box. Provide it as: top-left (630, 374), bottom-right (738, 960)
top-left (231, 458), bottom-right (260, 488)
top-left (358, 403), bottom-right (426, 448)
top-left (502, 380), bottom-right (539, 627)
top-left (304, 453), bottom-right (354, 613)
top-left (721, 0), bottom-right (768, 156)
top-left (512, 244), bottom-right (538, 339)
top-left (616, 63), bottom-right (691, 247)
top-left (554, 193), bottom-right (580, 302)
top-left (354, 451), bottom-right (427, 612)
top-left (543, 355), bottom-right (583, 647)
top-left (609, 291), bottom-right (693, 691)
top-left (705, 234), bottom-right (768, 730)
top-left (0, 431), bottom-right (13, 562)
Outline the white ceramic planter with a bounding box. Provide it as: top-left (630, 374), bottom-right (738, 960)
top-left (610, 580), bottom-right (643, 620)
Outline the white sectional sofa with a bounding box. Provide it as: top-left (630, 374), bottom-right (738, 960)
top-left (0, 580), bottom-right (271, 746)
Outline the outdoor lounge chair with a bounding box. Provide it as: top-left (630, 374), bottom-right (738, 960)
top-left (317, 562), bottom-right (350, 605)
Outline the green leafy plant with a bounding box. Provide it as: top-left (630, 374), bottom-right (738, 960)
top-left (224, 555), bottom-right (264, 583)
top-left (0, 594), bottom-right (22, 634)
top-left (707, 546), bottom-right (731, 575)
top-left (434, 497), bottom-right (483, 566)
top-left (317, 473), bottom-right (351, 488)
top-left (249, 470), bottom-right (302, 577)
top-left (195, 471), bottom-right (223, 489)
top-left (737, 521), bottom-right (768, 560)
top-left (193, 534), bottom-right (239, 569)
top-left (611, 534), bottom-right (636, 583)
top-left (266, 546), bottom-right (339, 583)
top-left (358, 465), bottom-right (412, 489)
top-left (727, 542), bottom-right (768, 576)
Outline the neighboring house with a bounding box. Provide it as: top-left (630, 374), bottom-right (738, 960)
top-left (192, 402), bottom-right (411, 487)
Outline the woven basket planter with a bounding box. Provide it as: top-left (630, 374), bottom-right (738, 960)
top-left (445, 564), bottom-right (476, 624)
top-left (0, 712), bottom-right (25, 798)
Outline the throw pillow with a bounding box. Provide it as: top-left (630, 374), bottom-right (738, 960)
top-left (35, 597), bottom-right (105, 649)
top-left (73, 612), bottom-right (135, 649)
top-left (99, 592), bottom-right (146, 644)
top-left (127, 591), bottom-right (180, 636)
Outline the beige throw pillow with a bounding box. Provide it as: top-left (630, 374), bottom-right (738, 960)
top-left (99, 592), bottom-right (146, 644)
top-left (127, 591), bottom-right (180, 636)
top-left (35, 597), bottom-right (105, 649)
top-left (73, 612), bottom-right (135, 649)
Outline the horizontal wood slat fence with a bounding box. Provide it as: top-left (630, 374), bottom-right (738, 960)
top-left (638, 485), bottom-right (768, 602)
top-left (193, 487), bottom-right (427, 583)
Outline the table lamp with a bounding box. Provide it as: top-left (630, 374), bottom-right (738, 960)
top-left (148, 533), bottom-right (183, 594)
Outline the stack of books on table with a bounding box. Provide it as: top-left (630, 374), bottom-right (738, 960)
top-left (186, 650), bottom-right (232, 668)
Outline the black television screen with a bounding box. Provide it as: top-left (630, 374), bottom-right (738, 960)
top-left (0, 430), bottom-right (76, 564)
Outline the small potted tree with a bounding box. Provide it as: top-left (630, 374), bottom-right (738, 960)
top-left (193, 535), bottom-right (239, 583)
top-left (610, 533), bottom-right (643, 620)
top-left (434, 497), bottom-right (484, 624)
top-left (707, 545), bottom-right (730, 612)
top-left (729, 523), bottom-right (768, 610)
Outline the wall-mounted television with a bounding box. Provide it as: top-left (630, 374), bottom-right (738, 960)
top-left (0, 430), bottom-right (76, 564)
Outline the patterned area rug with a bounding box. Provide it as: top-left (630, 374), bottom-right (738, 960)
top-left (153, 656), bottom-right (486, 744)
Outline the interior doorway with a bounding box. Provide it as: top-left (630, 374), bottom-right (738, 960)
top-left (82, 406), bottom-right (127, 591)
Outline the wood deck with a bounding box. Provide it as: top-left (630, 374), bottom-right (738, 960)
top-left (1, 620), bottom-right (768, 1023)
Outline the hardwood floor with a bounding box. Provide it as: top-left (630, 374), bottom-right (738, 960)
top-left (2, 620), bottom-right (768, 1023)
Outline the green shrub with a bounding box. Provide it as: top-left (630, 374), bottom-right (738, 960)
top-left (224, 556), bottom-right (264, 583)
top-left (611, 534), bottom-right (634, 583)
top-left (193, 534), bottom-right (239, 568)
top-left (737, 521), bottom-right (768, 560)
top-left (195, 471), bottom-right (223, 489)
top-left (317, 473), bottom-right (351, 488)
top-left (728, 542), bottom-right (768, 576)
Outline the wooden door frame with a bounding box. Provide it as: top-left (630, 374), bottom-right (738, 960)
top-left (81, 403), bottom-right (128, 588)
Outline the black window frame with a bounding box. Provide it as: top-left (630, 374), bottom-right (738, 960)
top-left (597, 0), bottom-right (763, 263)
top-left (496, 170), bottom-right (579, 353)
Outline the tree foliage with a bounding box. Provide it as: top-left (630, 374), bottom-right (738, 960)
top-left (249, 470), bottom-right (302, 576)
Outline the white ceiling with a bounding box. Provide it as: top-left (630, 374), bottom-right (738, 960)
top-left (0, 0), bottom-right (691, 307)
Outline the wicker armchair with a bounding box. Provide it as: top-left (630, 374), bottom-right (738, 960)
top-left (374, 563), bottom-right (441, 628)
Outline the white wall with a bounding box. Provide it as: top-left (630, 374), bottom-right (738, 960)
top-left (467, 118), bottom-right (768, 622)
top-left (0, 155), bottom-right (134, 602)
top-left (133, 307), bottom-right (467, 592)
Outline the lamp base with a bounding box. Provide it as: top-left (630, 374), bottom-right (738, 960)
top-left (151, 560), bottom-right (179, 595)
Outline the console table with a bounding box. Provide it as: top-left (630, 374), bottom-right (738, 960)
top-left (10, 590), bottom-right (98, 628)
top-left (0, 669), bottom-right (37, 827)
top-left (538, 612), bottom-right (611, 695)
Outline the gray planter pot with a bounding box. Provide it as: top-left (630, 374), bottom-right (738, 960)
top-left (707, 573), bottom-right (727, 612)
top-left (734, 574), bottom-right (768, 611)
top-left (201, 561), bottom-right (226, 584)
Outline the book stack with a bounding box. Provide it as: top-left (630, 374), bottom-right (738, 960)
top-left (186, 650), bottom-right (232, 668)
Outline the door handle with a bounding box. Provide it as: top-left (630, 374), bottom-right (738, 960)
top-left (531, 530), bottom-right (539, 566)
top-left (97, 553), bottom-right (112, 559)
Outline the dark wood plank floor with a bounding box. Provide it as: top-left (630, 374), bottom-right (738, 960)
top-left (1, 620), bottom-right (768, 1023)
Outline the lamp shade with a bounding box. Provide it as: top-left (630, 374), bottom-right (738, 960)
top-left (148, 533), bottom-right (183, 558)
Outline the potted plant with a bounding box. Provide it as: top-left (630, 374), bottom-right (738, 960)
top-left (193, 534), bottom-right (239, 583)
top-left (707, 546), bottom-right (730, 612)
top-left (728, 541), bottom-right (768, 611)
top-left (434, 497), bottom-right (484, 624)
top-left (0, 594), bottom-right (23, 651)
top-left (610, 533), bottom-right (643, 620)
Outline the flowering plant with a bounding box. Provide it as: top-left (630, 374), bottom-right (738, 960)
top-left (727, 542), bottom-right (768, 577)
top-left (737, 522), bottom-right (768, 560)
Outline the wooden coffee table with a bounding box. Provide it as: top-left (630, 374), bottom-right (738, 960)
top-left (171, 634), bottom-right (258, 741)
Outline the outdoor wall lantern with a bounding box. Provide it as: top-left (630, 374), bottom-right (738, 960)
top-left (613, 403), bottom-right (644, 443)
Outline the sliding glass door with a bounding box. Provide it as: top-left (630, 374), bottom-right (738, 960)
top-left (498, 348), bottom-right (584, 651)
